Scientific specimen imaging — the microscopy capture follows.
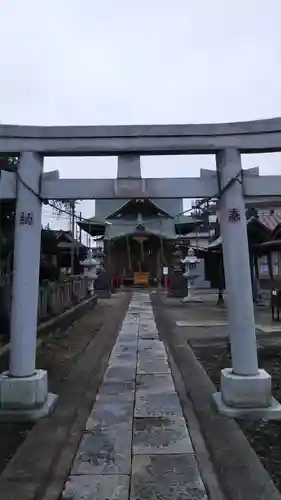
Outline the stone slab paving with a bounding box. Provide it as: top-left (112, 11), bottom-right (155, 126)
top-left (61, 292), bottom-right (208, 500)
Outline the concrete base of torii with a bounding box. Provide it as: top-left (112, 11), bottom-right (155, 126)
top-left (213, 368), bottom-right (281, 420)
top-left (213, 394), bottom-right (281, 419)
top-left (0, 370), bottom-right (57, 421)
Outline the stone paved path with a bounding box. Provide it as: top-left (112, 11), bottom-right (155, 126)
top-left (62, 292), bottom-right (208, 499)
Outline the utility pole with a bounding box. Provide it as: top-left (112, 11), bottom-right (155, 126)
top-left (79, 212), bottom-right (82, 244)
top-left (70, 201), bottom-right (75, 275)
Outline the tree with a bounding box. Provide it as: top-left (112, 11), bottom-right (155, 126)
top-left (190, 200), bottom-right (215, 237)
top-left (51, 200), bottom-right (76, 219)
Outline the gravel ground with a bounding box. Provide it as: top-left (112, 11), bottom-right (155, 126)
top-left (195, 344), bottom-right (281, 493)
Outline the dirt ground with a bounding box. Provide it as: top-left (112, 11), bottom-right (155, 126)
top-left (0, 292), bottom-right (130, 476)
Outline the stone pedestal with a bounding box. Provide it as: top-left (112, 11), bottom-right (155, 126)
top-left (95, 248), bottom-right (111, 298)
top-left (213, 368), bottom-right (281, 419)
top-left (0, 370), bottom-right (57, 421)
top-left (167, 272), bottom-right (187, 298)
top-left (95, 271), bottom-right (111, 298)
top-left (221, 368), bottom-right (271, 408)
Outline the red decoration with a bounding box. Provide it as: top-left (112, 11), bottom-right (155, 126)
top-left (228, 208), bottom-right (241, 223)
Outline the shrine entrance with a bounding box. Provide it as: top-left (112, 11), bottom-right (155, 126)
top-left (104, 233), bottom-right (171, 287)
top-left (128, 234), bottom-right (162, 286)
top-left (1, 119), bottom-right (281, 421)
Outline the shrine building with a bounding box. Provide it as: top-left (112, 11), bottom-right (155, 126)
top-left (78, 161), bottom-right (197, 286)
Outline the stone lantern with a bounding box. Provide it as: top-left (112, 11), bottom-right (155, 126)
top-left (80, 249), bottom-right (97, 296)
top-left (181, 248), bottom-right (202, 302)
top-left (93, 246), bottom-right (101, 270)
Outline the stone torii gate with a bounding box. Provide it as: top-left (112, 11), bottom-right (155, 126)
top-left (1, 119), bottom-right (281, 421)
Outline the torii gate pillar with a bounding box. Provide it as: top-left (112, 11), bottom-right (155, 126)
top-left (0, 152), bottom-right (57, 421)
top-left (213, 148), bottom-right (281, 418)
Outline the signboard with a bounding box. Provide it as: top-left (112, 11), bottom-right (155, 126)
top-left (163, 267), bottom-right (168, 276)
top-left (114, 179), bottom-right (145, 198)
top-left (228, 208), bottom-right (241, 223)
top-left (19, 212), bottom-right (34, 226)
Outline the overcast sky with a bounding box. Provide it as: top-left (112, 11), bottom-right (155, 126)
top-left (1, 0), bottom-right (281, 231)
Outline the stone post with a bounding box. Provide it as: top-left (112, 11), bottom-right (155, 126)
top-left (167, 244), bottom-right (186, 298)
top-left (213, 148), bottom-right (281, 418)
top-left (0, 152), bottom-right (57, 421)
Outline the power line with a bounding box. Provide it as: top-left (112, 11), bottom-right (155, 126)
top-left (14, 170), bottom-right (95, 225)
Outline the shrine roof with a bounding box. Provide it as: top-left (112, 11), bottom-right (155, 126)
top-left (106, 198), bottom-right (172, 219)
top-left (258, 213), bottom-right (281, 232)
top-left (254, 239), bottom-right (281, 250)
top-left (41, 229), bottom-right (86, 256)
top-left (174, 214), bottom-right (199, 234)
top-left (43, 229), bottom-right (85, 247)
top-left (104, 227), bottom-right (173, 241)
top-left (77, 211), bottom-right (198, 238)
top-left (104, 218), bottom-right (178, 240)
top-left (206, 216), bottom-right (272, 250)
top-left (77, 216), bottom-right (110, 237)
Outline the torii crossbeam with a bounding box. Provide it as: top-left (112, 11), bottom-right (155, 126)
top-left (1, 168), bottom-right (281, 202)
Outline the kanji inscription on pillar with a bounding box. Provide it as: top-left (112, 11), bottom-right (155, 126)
top-left (228, 208), bottom-right (241, 223)
top-left (19, 212), bottom-right (34, 226)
